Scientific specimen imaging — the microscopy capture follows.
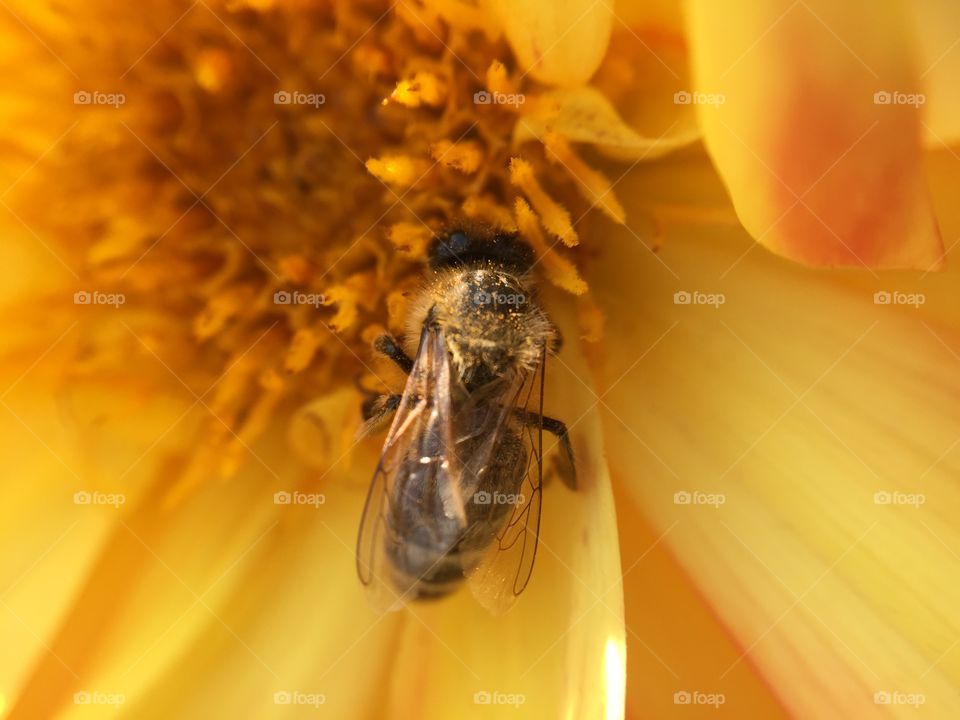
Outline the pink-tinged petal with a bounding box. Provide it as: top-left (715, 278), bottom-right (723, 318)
top-left (685, 0), bottom-right (944, 270)
top-left (487, 0), bottom-right (613, 86)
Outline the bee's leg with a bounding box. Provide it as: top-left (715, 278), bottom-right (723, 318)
top-left (362, 393), bottom-right (402, 424)
top-left (373, 334), bottom-right (414, 374)
top-left (513, 409), bottom-right (577, 490)
top-left (549, 325), bottom-right (563, 354)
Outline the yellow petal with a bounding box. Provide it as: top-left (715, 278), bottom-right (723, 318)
top-left (685, 0), bottom-right (944, 269)
top-left (589, 9), bottom-right (702, 162)
top-left (589, 156), bottom-right (960, 715)
top-left (913, 0), bottom-right (960, 147)
top-left (486, 0), bottom-right (613, 86)
top-left (614, 486), bottom-right (789, 718)
top-left (6, 408), bottom-right (399, 719)
top-left (517, 86), bottom-right (697, 161)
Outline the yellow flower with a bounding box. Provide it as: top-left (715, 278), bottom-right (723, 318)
top-left (0, 1), bottom-right (959, 719)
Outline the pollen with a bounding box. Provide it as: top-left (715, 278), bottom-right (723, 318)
top-left (6, 0), bottom-right (611, 499)
top-left (430, 140), bottom-right (483, 174)
top-left (462, 195), bottom-right (518, 232)
top-left (365, 154), bottom-right (429, 188)
top-left (544, 132), bottom-right (626, 225)
top-left (509, 158), bottom-right (580, 247)
top-left (194, 48), bottom-right (234, 94)
top-left (384, 72), bottom-right (447, 108)
top-left (387, 222), bottom-right (433, 257)
top-left (514, 198), bottom-right (587, 296)
top-left (486, 60), bottom-right (517, 97)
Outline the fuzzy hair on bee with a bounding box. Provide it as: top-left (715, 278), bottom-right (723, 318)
top-left (403, 270), bottom-right (555, 385)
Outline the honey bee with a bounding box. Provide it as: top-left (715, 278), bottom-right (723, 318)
top-left (356, 222), bottom-right (576, 613)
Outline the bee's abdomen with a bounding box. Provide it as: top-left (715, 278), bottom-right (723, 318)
top-left (386, 541), bottom-right (478, 600)
top-left (384, 425), bottom-right (525, 601)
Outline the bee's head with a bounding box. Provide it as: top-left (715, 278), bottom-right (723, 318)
top-left (428, 222), bottom-right (534, 274)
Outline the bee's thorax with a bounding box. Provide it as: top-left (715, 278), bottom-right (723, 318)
top-left (406, 264), bottom-right (554, 384)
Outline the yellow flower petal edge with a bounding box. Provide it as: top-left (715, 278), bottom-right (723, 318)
top-left (485, 0), bottom-right (613, 86)
top-left (685, 0), bottom-right (944, 270)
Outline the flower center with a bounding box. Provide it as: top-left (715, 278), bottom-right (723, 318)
top-left (7, 0), bottom-right (608, 489)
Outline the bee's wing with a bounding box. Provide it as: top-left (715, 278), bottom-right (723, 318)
top-left (355, 320), bottom-right (460, 612)
top-left (464, 349), bottom-right (546, 615)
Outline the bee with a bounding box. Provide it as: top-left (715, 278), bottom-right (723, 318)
top-left (356, 222), bottom-right (576, 613)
